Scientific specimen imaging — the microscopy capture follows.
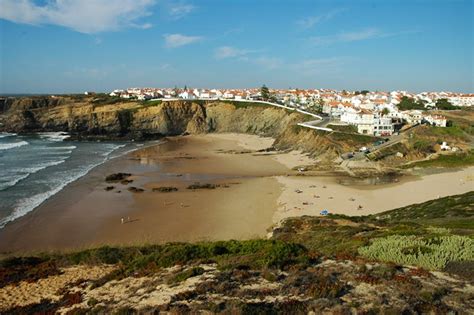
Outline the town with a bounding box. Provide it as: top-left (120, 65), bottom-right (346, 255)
top-left (105, 87), bottom-right (474, 137)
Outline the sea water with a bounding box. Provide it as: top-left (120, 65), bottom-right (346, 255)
top-left (0, 132), bottom-right (140, 228)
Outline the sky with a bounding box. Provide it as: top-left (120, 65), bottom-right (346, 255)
top-left (0, 0), bottom-right (472, 94)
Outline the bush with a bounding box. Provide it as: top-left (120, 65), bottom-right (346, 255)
top-left (167, 267), bottom-right (205, 285)
top-left (358, 235), bottom-right (474, 270)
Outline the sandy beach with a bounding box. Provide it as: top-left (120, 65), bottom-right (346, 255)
top-left (0, 133), bottom-right (472, 254)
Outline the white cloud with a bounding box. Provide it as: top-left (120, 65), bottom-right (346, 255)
top-left (0, 0), bottom-right (156, 34)
top-left (164, 33), bottom-right (202, 48)
top-left (168, 3), bottom-right (195, 19)
top-left (215, 46), bottom-right (252, 59)
top-left (296, 9), bottom-right (345, 29)
top-left (309, 28), bottom-right (383, 46)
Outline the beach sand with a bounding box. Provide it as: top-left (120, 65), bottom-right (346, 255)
top-left (273, 169), bottom-right (474, 224)
top-left (0, 134), bottom-right (291, 253)
top-left (0, 133), bottom-right (472, 253)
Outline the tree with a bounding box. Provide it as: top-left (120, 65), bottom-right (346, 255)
top-left (260, 84), bottom-right (270, 101)
top-left (436, 98), bottom-right (459, 110)
top-left (381, 108), bottom-right (390, 116)
top-left (315, 98), bottom-right (325, 113)
top-left (397, 96), bottom-right (426, 111)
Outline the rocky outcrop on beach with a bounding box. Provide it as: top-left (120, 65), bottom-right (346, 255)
top-left (0, 96), bottom-right (366, 159)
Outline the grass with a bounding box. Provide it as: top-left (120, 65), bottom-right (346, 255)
top-left (91, 95), bottom-right (133, 106)
top-left (327, 124), bottom-right (358, 133)
top-left (430, 125), bottom-right (467, 138)
top-left (411, 124), bottom-right (470, 142)
top-left (140, 100), bottom-right (162, 107)
top-left (328, 131), bottom-right (379, 145)
top-left (272, 216), bottom-right (377, 257)
top-left (33, 240), bottom-right (308, 277)
top-left (221, 100), bottom-right (274, 109)
top-left (338, 191), bottom-right (474, 232)
top-left (404, 150), bottom-right (474, 169)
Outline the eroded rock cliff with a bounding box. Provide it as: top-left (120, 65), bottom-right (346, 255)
top-left (0, 96), bottom-right (371, 159)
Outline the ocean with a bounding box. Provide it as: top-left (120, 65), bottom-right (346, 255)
top-left (0, 132), bottom-right (141, 228)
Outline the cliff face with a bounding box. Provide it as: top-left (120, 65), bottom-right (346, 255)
top-left (0, 97), bottom-right (365, 158)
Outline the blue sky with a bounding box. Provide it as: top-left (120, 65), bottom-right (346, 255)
top-left (0, 0), bottom-right (472, 93)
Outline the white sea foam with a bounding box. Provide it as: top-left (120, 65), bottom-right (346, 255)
top-left (0, 141), bottom-right (29, 151)
top-left (37, 132), bottom-right (70, 141)
top-left (52, 145), bottom-right (77, 150)
top-left (0, 144), bottom-right (126, 228)
top-left (0, 160), bottom-right (67, 191)
top-left (0, 173), bottom-right (31, 191)
top-left (0, 133), bottom-right (17, 138)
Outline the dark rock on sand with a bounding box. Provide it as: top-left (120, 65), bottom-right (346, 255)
top-left (187, 183), bottom-right (219, 190)
top-left (152, 187), bottom-right (178, 193)
top-left (105, 173), bottom-right (132, 182)
top-left (128, 187), bottom-right (144, 193)
top-left (104, 186), bottom-right (114, 191)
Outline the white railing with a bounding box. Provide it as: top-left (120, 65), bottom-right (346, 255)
top-left (297, 122), bottom-right (333, 132)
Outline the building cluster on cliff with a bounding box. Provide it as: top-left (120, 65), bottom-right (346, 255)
top-left (106, 87), bottom-right (473, 137)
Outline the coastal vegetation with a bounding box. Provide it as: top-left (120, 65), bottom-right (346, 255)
top-left (396, 96), bottom-right (427, 111)
top-left (404, 149), bottom-right (474, 168)
top-left (0, 193), bottom-right (472, 313)
top-left (326, 124), bottom-right (358, 133)
top-left (358, 234), bottom-right (473, 270)
top-left (435, 98), bottom-right (460, 110)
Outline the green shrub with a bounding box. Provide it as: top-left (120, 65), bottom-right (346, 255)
top-left (167, 267), bottom-right (205, 285)
top-left (358, 235), bottom-right (474, 270)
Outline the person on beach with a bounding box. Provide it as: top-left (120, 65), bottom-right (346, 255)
top-left (121, 217), bottom-right (124, 224)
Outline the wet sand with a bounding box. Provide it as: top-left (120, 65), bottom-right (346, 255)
top-left (0, 134), bottom-right (290, 253)
top-left (0, 133), bottom-right (472, 254)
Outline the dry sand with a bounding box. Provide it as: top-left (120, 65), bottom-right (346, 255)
top-left (0, 133), bottom-right (472, 254)
top-left (274, 169), bottom-right (474, 224)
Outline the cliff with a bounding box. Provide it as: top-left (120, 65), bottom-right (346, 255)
top-left (0, 96), bottom-right (374, 159)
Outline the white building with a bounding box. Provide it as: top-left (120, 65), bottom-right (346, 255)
top-left (341, 109), bottom-right (394, 136)
top-left (424, 114), bottom-right (447, 127)
top-left (402, 110), bottom-right (423, 124)
top-left (447, 94), bottom-right (474, 107)
top-left (179, 91), bottom-right (195, 100)
top-left (373, 116), bottom-right (394, 136)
